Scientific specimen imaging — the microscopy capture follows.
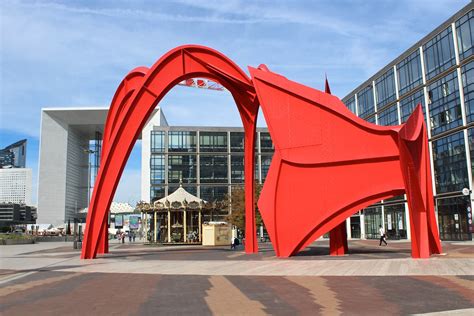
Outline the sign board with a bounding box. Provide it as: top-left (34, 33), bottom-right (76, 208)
top-left (387, 214), bottom-right (392, 230)
top-left (115, 215), bottom-right (123, 229)
top-left (129, 215), bottom-right (140, 229)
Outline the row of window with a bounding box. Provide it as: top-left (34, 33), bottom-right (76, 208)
top-left (346, 62), bottom-right (474, 138)
top-left (150, 154), bottom-right (273, 186)
top-left (346, 10), bottom-right (473, 120)
top-left (151, 131), bottom-right (274, 153)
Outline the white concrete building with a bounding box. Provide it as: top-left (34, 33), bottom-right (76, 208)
top-left (0, 168), bottom-right (32, 205)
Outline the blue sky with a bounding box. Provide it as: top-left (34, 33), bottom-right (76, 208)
top-left (0, 0), bottom-right (469, 205)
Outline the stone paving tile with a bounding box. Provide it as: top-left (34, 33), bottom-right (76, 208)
top-left (139, 274), bottom-right (212, 315)
top-left (1, 272), bottom-right (472, 315)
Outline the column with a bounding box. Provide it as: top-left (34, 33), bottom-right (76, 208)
top-left (360, 212), bottom-right (366, 240)
top-left (198, 209), bottom-right (202, 242)
top-left (153, 210), bottom-right (157, 243)
top-left (167, 209), bottom-right (171, 243)
top-left (184, 209), bottom-right (187, 243)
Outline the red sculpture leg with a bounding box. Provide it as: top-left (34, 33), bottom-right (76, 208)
top-left (250, 66), bottom-right (440, 258)
top-left (329, 222), bottom-right (348, 256)
top-left (82, 45), bottom-right (259, 259)
top-left (399, 105), bottom-right (442, 258)
top-left (96, 217), bottom-right (109, 254)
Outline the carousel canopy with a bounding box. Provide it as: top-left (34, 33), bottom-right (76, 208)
top-left (157, 184), bottom-right (205, 204)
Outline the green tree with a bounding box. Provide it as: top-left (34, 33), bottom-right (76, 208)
top-left (225, 182), bottom-right (263, 232)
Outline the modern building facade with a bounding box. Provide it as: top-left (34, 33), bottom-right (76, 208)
top-left (37, 107), bottom-right (161, 225)
top-left (0, 139), bottom-right (27, 168)
top-left (0, 168), bottom-right (32, 205)
top-left (141, 121), bottom-right (274, 205)
top-left (342, 3), bottom-right (474, 241)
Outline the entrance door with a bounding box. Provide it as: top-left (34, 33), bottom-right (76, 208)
top-left (384, 204), bottom-right (407, 240)
top-left (437, 196), bottom-right (471, 241)
top-left (350, 216), bottom-right (361, 239)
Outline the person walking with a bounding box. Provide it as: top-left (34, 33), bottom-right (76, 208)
top-left (379, 225), bottom-right (388, 246)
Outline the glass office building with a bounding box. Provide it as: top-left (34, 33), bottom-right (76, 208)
top-left (342, 4), bottom-right (473, 241)
top-left (144, 126), bottom-right (274, 205)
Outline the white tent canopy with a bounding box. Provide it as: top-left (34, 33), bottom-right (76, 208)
top-left (157, 184), bottom-right (205, 204)
top-left (79, 202), bottom-right (134, 214)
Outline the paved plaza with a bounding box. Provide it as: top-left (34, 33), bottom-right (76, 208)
top-left (1, 240), bottom-right (473, 315)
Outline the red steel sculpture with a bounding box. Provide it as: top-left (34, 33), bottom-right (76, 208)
top-left (82, 45), bottom-right (442, 259)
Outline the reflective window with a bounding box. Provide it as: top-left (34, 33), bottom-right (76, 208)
top-left (200, 186), bottom-right (228, 202)
top-left (200, 155), bottom-right (228, 183)
top-left (397, 50), bottom-right (423, 97)
top-left (260, 132), bottom-right (274, 152)
top-left (363, 206), bottom-right (382, 239)
top-left (375, 69), bottom-right (396, 108)
top-left (377, 104), bottom-right (399, 126)
top-left (151, 131), bottom-right (165, 152)
top-left (437, 196), bottom-right (471, 241)
top-left (344, 95), bottom-right (357, 114)
top-left (150, 186), bottom-right (165, 202)
top-left (469, 128), bottom-right (474, 176)
top-left (230, 155), bottom-right (244, 183)
top-left (168, 131), bottom-right (196, 152)
top-left (384, 204), bottom-right (407, 240)
top-left (150, 154), bottom-right (165, 185)
top-left (366, 115), bottom-right (376, 124)
top-left (230, 132), bottom-right (244, 152)
top-left (456, 10), bottom-right (474, 61)
top-left (423, 27), bottom-right (456, 80)
top-left (261, 155), bottom-right (273, 181)
top-left (199, 131), bottom-right (227, 152)
top-left (400, 89), bottom-right (426, 123)
top-left (428, 71), bottom-right (462, 136)
top-left (168, 155), bottom-right (197, 183)
top-left (357, 85), bottom-right (375, 118)
top-left (462, 61), bottom-right (474, 123)
top-left (432, 131), bottom-right (469, 193)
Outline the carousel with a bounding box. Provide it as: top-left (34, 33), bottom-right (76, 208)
top-left (136, 183), bottom-right (226, 244)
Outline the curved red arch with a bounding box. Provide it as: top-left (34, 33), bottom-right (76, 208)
top-left (82, 45), bottom-right (259, 259)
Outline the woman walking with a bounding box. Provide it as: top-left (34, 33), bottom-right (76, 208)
top-left (379, 225), bottom-right (388, 246)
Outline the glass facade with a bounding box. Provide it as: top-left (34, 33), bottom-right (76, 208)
top-left (344, 95), bottom-right (357, 114)
top-left (469, 128), bottom-right (474, 175)
top-left (149, 130), bottom-right (274, 202)
top-left (428, 71), bottom-right (462, 136)
top-left (397, 50), bottom-right (423, 97)
top-left (151, 131), bottom-right (165, 152)
top-left (375, 68), bottom-right (396, 108)
top-left (364, 206), bottom-right (382, 239)
top-left (456, 10), bottom-right (474, 61)
top-left (357, 85), bottom-right (375, 118)
top-left (260, 132), bottom-right (274, 152)
top-left (200, 155), bottom-right (228, 184)
top-left (377, 104), bottom-right (399, 126)
top-left (423, 27), bottom-right (456, 80)
top-left (342, 6), bottom-right (474, 241)
top-left (384, 204), bottom-right (407, 240)
top-left (168, 155), bottom-right (197, 184)
top-left (400, 89), bottom-right (426, 123)
top-left (461, 61), bottom-right (474, 123)
top-left (230, 155), bottom-right (244, 183)
top-left (168, 131), bottom-right (196, 152)
top-left (150, 155), bottom-right (165, 185)
top-left (199, 131), bottom-right (227, 152)
top-left (432, 131), bottom-right (469, 194)
top-left (437, 196), bottom-right (471, 241)
top-left (230, 132), bottom-right (244, 152)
